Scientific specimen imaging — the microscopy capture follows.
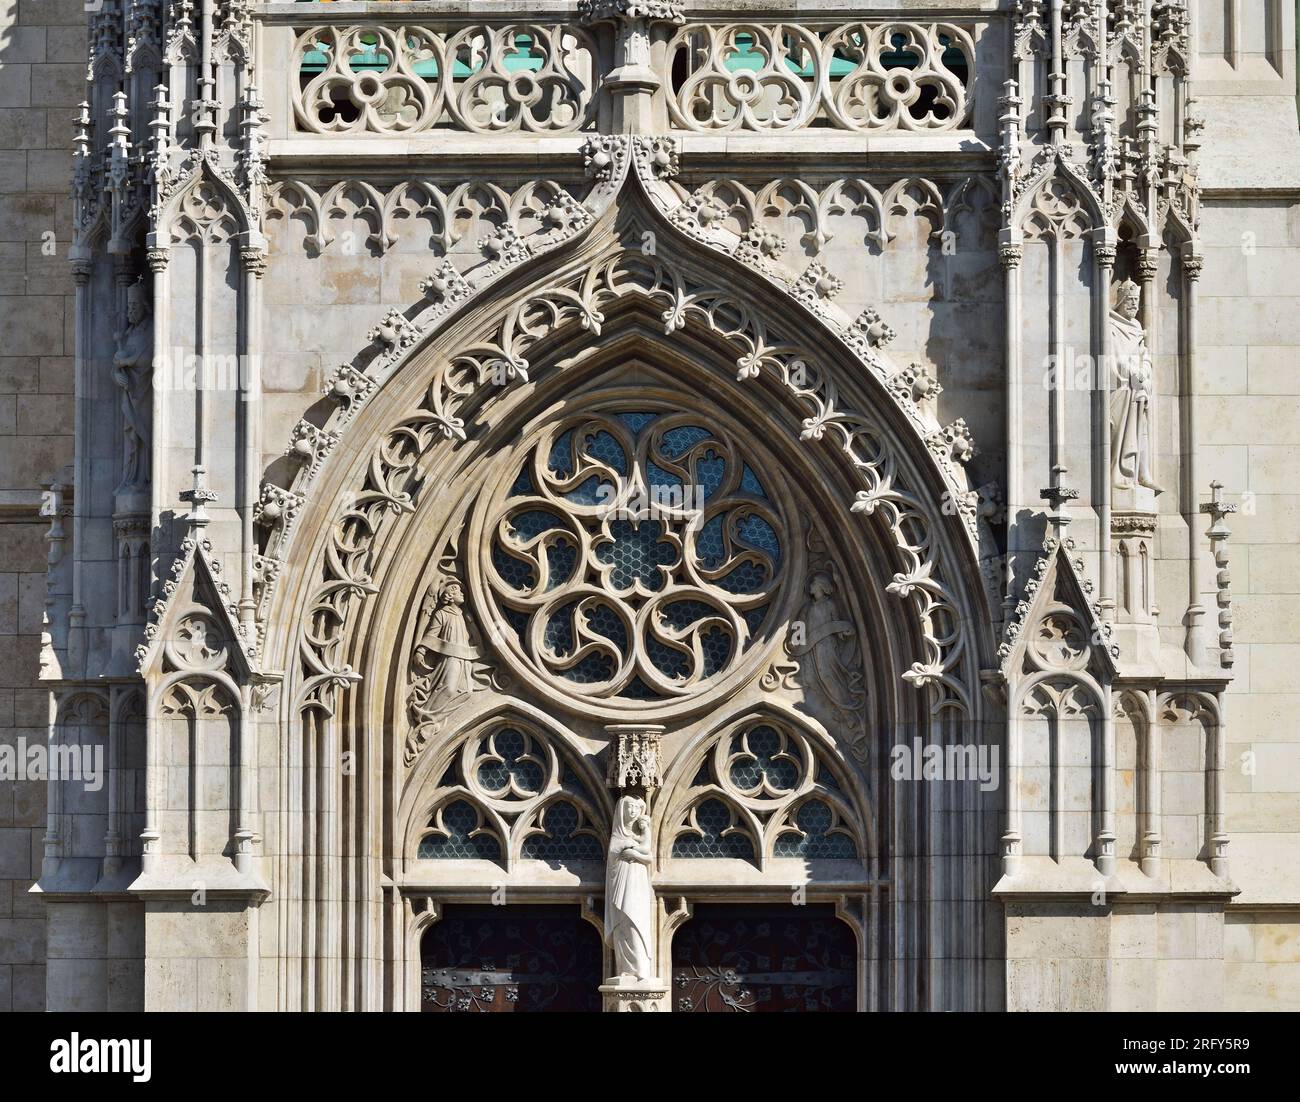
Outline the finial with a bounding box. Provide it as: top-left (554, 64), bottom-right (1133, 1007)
top-left (1040, 464), bottom-right (1080, 531)
top-left (179, 465), bottom-right (217, 530)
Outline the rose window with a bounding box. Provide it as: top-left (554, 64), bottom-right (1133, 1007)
top-left (483, 410), bottom-right (787, 701)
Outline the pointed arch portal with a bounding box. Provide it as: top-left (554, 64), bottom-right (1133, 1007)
top-left (261, 166), bottom-right (1000, 1012)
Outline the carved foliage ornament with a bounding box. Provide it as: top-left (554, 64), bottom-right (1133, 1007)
top-left (292, 240), bottom-right (974, 719)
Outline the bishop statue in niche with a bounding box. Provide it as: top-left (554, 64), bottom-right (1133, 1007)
top-left (112, 279), bottom-right (154, 492)
top-left (1109, 279), bottom-right (1161, 494)
top-left (406, 574), bottom-right (494, 762)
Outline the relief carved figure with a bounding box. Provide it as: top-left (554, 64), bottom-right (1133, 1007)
top-left (112, 280), bottom-right (154, 491)
top-left (405, 575), bottom-right (494, 763)
top-left (764, 560), bottom-right (868, 755)
top-left (604, 795), bottom-right (655, 982)
top-left (1108, 279), bottom-right (1161, 494)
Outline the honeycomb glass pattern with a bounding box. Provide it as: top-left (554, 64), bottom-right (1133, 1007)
top-left (420, 721), bottom-right (608, 869)
top-left (728, 725), bottom-right (800, 794)
top-left (419, 800), bottom-right (503, 861)
top-left (673, 718), bottom-right (863, 865)
top-left (474, 728), bottom-right (544, 798)
top-left (672, 798), bottom-right (756, 860)
top-left (485, 408), bottom-right (787, 702)
top-left (520, 801), bottom-right (603, 862)
top-left (773, 799), bottom-right (858, 859)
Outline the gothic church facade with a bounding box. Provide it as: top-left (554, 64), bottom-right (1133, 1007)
top-left (0, 0), bottom-right (1298, 1012)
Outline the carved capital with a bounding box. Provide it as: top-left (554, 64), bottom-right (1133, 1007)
top-left (240, 246), bottom-right (268, 278)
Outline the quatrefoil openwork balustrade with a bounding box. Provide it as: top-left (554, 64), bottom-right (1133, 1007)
top-left (477, 408), bottom-right (790, 708)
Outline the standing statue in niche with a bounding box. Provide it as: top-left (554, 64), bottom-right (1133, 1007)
top-left (405, 575), bottom-right (494, 764)
top-left (112, 279), bottom-right (154, 491)
top-left (605, 795), bottom-right (655, 982)
top-left (1108, 279), bottom-right (1161, 493)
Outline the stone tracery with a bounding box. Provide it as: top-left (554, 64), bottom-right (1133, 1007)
top-left (482, 407), bottom-right (788, 705)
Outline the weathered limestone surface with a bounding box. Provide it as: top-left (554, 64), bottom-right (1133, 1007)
top-left (0, 0), bottom-right (1298, 1013)
top-left (0, 0), bottom-right (82, 1013)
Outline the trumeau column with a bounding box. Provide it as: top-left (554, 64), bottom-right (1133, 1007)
top-left (601, 725), bottom-right (668, 1012)
top-left (579, 1), bottom-right (684, 135)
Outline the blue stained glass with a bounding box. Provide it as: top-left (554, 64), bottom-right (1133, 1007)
top-left (583, 603), bottom-right (627, 650)
top-left (546, 538), bottom-right (576, 590)
top-left (660, 424), bottom-right (712, 458)
top-left (543, 607), bottom-right (575, 656)
top-left (740, 464), bottom-right (766, 497)
top-left (562, 651), bottom-right (615, 685)
top-left (673, 799), bottom-right (755, 860)
top-left (742, 605), bottom-right (769, 634)
top-left (774, 800), bottom-right (857, 859)
top-left (521, 801), bottom-right (602, 862)
top-left (661, 599), bottom-right (716, 630)
top-left (737, 513), bottom-right (781, 564)
top-left (583, 429), bottom-right (627, 474)
top-left (696, 453), bottom-right (725, 499)
top-left (562, 476), bottom-right (611, 506)
top-left (548, 429), bottom-right (575, 477)
top-left (715, 558), bottom-right (769, 595)
top-left (699, 626), bottom-right (732, 677)
top-left (618, 412), bottom-right (657, 433)
top-left (511, 510), bottom-right (565, 541)
top-left (622, 676), bottom-right (658, 699)
top-left (477, 728), bottom-right (543, 795)
top-left (419, 800), bottom-right (502, 861)
top-left (646, 635), bottom-right (689, 680)
top-left (508, 466), bottom-right (535, 497)
top-left (729, 726), bottom-right (799, 791)
top-left (696, 515), bottom-right (725, 568)
top-left (492, 546), bottom-right (537, 592)
top-left (597, 519), bottom-right (678, 591)
top-left (502, 606), bottom-right (530, 637)
top-left (646, 461), bottom-right (683, 494)
top-left (816, 765), bottom-right (844, 794)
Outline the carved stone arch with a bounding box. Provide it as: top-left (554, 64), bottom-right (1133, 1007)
top-left (652, 701), bottom-right (876, 872)
top-left (260, 161), bottom-right (999, 1011)
top-left (396, 699), bottom-right (613, 869)
top-left (1011, 154), bottom-right (1105, 245)
top-left (1156, 689), bottom-right (1225, 869)
top-left (126, 42), bottom-right (163, 79)
top-left (156, 164), bottom-right (252, 249)
top-left (262, 182), bottom-right (995, 723)
top-left (164, 28), bottom-right (197, 68)
top-left (1114, 687), bottom-right (1155, 866)
top-left (46, 692), bottom-right (111, 874)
